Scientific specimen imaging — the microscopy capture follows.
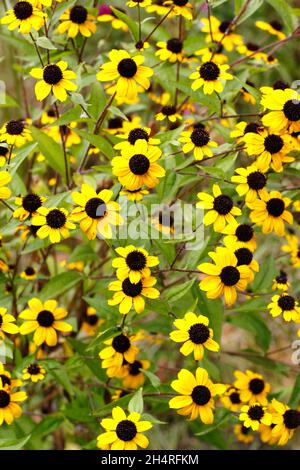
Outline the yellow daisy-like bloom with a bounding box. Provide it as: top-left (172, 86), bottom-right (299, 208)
top-left (236, 41), bottom-right (267, 61)
top-left (234, 423), bottom-right (254, 444)
top-left (0, 384), bottom-right (27, 426)
top-left (155, 105), bottom-right (182, 122)
top-left (97, 50), bottom-right (153, 101)
top-left (0, 172), bottom-right (11, 200)
top-left (127, 0), bottom-right (151, 7)
top-left (243, 129), bottom-right (293, 173)
top-left (20, 266), bottom-right (37, 281)
top-left (30, 61), bottom-right (77, 102)
top-left (179, 126), bottom-right (217, 161)
top-left (224, 244), bottom-right (259, 282)
top-left (0, 308), bottom-right (19, 340)
top-left (108, 276), bottom-right (159, 315)
top-left (231, 165), bottom-right (268, 203)
top-left (220, 386), bottom-right (243, 412)
top-left (31, 0), bottom-right (63, 6)
top-left (222, 221), bottom-right (257, 251)
top-left (99, 333), bottom-right (139, 378)
top-left (230, 121), bottom-right (261, 143)
top-left (0, 363), bottom-right (22, 391)
top-left (146, 1), bottom-right (169, 15)
top-left (272, 271), bottom-right (289, 291)
top-left (255, 20), bottom-right (286, 40)
top-left (0, 120), bottom-right (32, 147)
top-left (169, 368), bottom-right (226, 423)
top-left (71, 185), bottom-right (122, 240)
top-left (98, 7), bottom-right (128, 32)
top-left (195, 46), bottom-right (228, 65)
top-left (155, 38), bottom-right (184, 63)
top-left (81, 307), bottom-right (104, 337)
top-left (1, 1), bottom-right (46, 34)
top-left (261, 88), bottom-right (300, 133)
top-left (57, 6), bottom-right (96, 38)
top-left (13, 193), bottom-right (45, 221)
top-left (169, 312), bottom-right (219, 360)
top-left (189, 59), bottom-right (233, 95)
top-left (112, 139), bottom-right (165, 190)
top-left (234, 370), bottom-right (270, 405)
top-left (259, 423), bottom-right (279, 446)
top-left (122, 359), bottom-right (150, 389)
top-left (31, 206), bottom-right (76, 244)
top-left (163, 0), bottom-right (193, 20)
top-left (247, 191), bottom-right (293, 236)
top-left (198, 247), bottom-right (252, 306)
top-left (200, 16), bottom-right (243, 51)
top-left (112, 245), bottom-right (159, 283)
top-left (268, 294), bottom-right (300, 322)
top-left (239, 403), bottom-right (272, 431)
top-left (0, 144), bottom-right (15, 167)
top-left (281, 234), bottom-right (300, 268)
top-left (271, 398), bottom-right (300, 446)
top-left (119, 187), bottom-right (149, 201)
top-left (22, 363), bottom-right (45, 383)
top-left (197, 184), bottom-right (241, 232)
top-left (151, 209), bottom-right (175, 236)
top-left (47, 122), bottom-right (81, 148)
top-left (114, 126), bottom-right (160, 152)
top-left (19, 298), bottom-right (72, 346)
top-left (97, 406), bottom-right (152, 450)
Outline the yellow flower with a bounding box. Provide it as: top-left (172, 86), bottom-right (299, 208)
top-left (239, 403), bottom-right (272, 431)
top-left (195, 46), bottom-right (228, 65)
top-left (234, 423), bottom-right (254, 444)
top-left (230, 121), bottom-right (261, 143)
top-left (81, 307), bottom-right (104, 337)
top-left (170, 312), bottom-right (219, 360)
top-left (127, 0), bottom-right (152, 7)
top-left (97, 50), bottom-right (153, 101)
top-left (237, 41), bottom-right (267, 61)
top-left (220, 386), bottom-right (243, 412)
top-left (281, 234), bottom-right (300, 268)
top-left (114, 125), bottom-right (160, 152)
top-left (19, 298), bottom-right (72, 346)
top-left (189, 59), bottom-right (233, 95)
top-left (97, 406), bottom-right (152, 450)
top-left (200, 15), bottom-right (243, 51)
top-left (224, 244), bottom-right (259, 282)
top-left (1, 1), bottom-right (46, 34)
top-left (112, 246), bottom-right (159, 283)
top-left (234, 370), bottom-right (270, 405)
top-left (99, 333), bottom-right (139, 378)
top-left (0, 385), bottom-right (27, 426)
top-left (198, 247), bottom-right (252, 306)
top-left (57, 6), bottom-right (96, 38)
top-left (108, 276), bottom-right (159, 314)
top-left (164, 0), bottom-right (193, 20)
top-left (169, 368), bottom-right (226, 423)
top-left (179, 126), bottom-right (217, 160)
top-left (0, 144), bottom-right (15, 167)
top-left (31, 206), bottom-right (76, 244)
top-left (0, 120), bottom-right (32, 147)
top-left (20, 266), bottom-right (37, 281)
top-left (0, 363), bottom-right (22, 391)
top-left (0, 172), bottom-right (11, 200)
top-left (119, 187), bottom-right (149, 201)
top-left (272, 271), bottom-right (290, 291)
top-left (197, 184), bottom-right (241, 232)
top-left (255, 20), bottom-right (286, 40)
top-left (231, 165), bottom-right (268, 202)
top-left (146, 1), bottom-right (170, 16)
top-left (122, 359), bottom-right (150, 389)
top-left (22, 363), bottom-right (46, 383)
top-left (247, 191), bottom-right (293, 236)
top-left (268, 294), bottom-right (300, 322)
top-left (0, 308), bottom-right (19, 340)
top-left (155, 38), bottom-right (184, 63)
top-left (98, 8), bottom-right (128, 32)
top-left (261, 88), bottom-right (300, 133)
top-left (71, 185), bottom-right (122, 240)
top-left (271, 398), bottom-right (300, 446)
top-left (47, 122), bottom-right (81, 148)
top-left (222, 220), bottom-right (257, 251)
top-left (30, 61), bottom-right (77, 102)
top-left (13, 193), bottom-right (45, 221)
top-left (112, 139), bottom-right (165, 190)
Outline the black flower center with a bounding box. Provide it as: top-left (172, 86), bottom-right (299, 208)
top-left (0, 390), bottom-right (10, 408)
top-left (283, 409), bottom-right (300, 430)
top-left (199, 61), bottom-right (220, 81)
top-left (117, 58), bottom-right (137, 78)
top-left (159, 211), bottom-right (174, 227)
top-left (244, 122), bottom-right (260, 134)
top-left (27, 364), bottom-right (41, 375)
top-left (266, 198), bottom-right (285, 217)
top-left (22, 194), bottom-right (42, 213)
top-left (213, 195), bottom-right (233, 215)
top-left (191, 128), bottom-right (210, 147)
top-left (264, 134), bottom-right (284, 154)
top-left (273, 80), bottom-right (288, 90)
top-left (247, 171), bottom-right (267, 190)
top-left (161, 105), bottom-right (176, 116)
top-left (47, 109), bottom-right (56, 118)
top-left (249, 378), bottom-right (265, 395)
top-left (126, 250), bottom-right (147, 271)
top-left (112, 334), bottom-right (131, 353)
top-left (174, 0), bottom-right (188, 5)
top-left (85, 197), bottom-right (107, 219)
top-left (248, 405), bottom-right (264, 421)
top-left (246, 42), bottom-right (259, 51)
top-left (0, 375), bottom-right (11, 387)
top-left (0, 314), bottom-right (2, 328)
top-left (6, 120), bottom-right (24, 135)
top-left (219, 20), bottom-right (231, 33)
top-left (122, 278), bottom-right (143, 297)
top-left (0, 146), bottom-right (8, 157)
top-left (116, 420), bottom-right (137, 441)
top-left (128, 128), bottom-right (149, 145)
top-left (60, 125), bottom-right (70, 136)
top-left (14, 1), bottom-right (33, 20)
top-left (25, 267), bottom-right (35, 276)
top-left (241, 425), bottom-right (250, 435)
top-left (278, 295), bottom-right (295, 311)
top-left (129, 154), bottom-right (150, 175)
top-left (230, 391), bottom-right (241, 404)
top-left (235, 224), bottom-right (253, 242)
top-left (128, 360), bottom-right (143, 376)
top-left (37, 310), bottom-right (54, 327)
top-left (269, 20), bottom-right (283, 31)
top-left (235, 247), bottom-right (253, 266)
top-left (191, 385), bottom-right (211, 405)
top-left (70, 5), bottom-right (88, 24)
top-left (220, 266), bottom-right (240, 286)
top-left (108, 117), bottom-right (123, 129)
top-left (167, 38), bottom-right (183, 53)
top-left (86, 314), bottom-right (98, 326)
top-left (43, 65), bottom-right (63, 86)
top-left (188, 323), bottom-right (210, 344)
top-left (46, 209), bottom-right (66, 228)
top-left (276, 271), bottom-right (287, 284)
top-left (283, 100), bottom-right (300, 121)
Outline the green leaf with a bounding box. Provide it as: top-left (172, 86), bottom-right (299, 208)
top-left (93, 392), bottom-right (133, 416)
top-left (289, 373), bottom-right (300, 407)
top-left (111, 7), bottom-right (139, 42)
top-left (50, 106), bottom-right (82, 126)
top-left (40, 272), bottom-right (82, 300)
top-left (77, 130), bottom-right (114, 159)
top-left (266, 0), bottom-right (297, 31)
top-left (128, 387), bottom-right (144, 414)
top-left (30, 127), bottom-right (66, 177)
top-left (252, 254), bottom-right (276, 292)
top-left (0, 434), bottom-right (31, 450)
top-left (36, 36), bottom-right (57, 50)
top-left (88, 82), bottom-right (107, 121)
top-left (195, 410), bottom-right (232, 436)
top-left (31, 415), bottom-right (64, 438)
top-left (237, 0), bottom-right (264, 24)
top-left (228, 312), bottom-right (271, 351)
top-left (143, 370), bottom-right (161, 389)
top-left (165, 279), bottom-right (195, 303)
